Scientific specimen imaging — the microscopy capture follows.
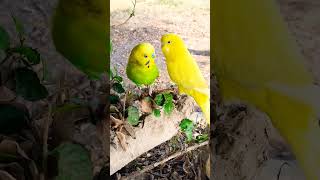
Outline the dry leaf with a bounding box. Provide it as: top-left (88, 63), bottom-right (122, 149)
top-left (123, 122), bottom-right (136, 139)
top-left (110, 105), bottom-right (120, 113)
top-left (116, 131), bottom-right (127, 151)
top-left (0, 170), bottom-right (16, 180)
top-left (140, 97), bottom-right (153, 113)
top-left (183, 156), bottom-right (192, 174)
top-left (0, 140), bottom-right (39, 180)
top-left (111, 116), bottom-right (123, 129)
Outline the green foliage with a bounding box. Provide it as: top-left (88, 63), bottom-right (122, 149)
top-left (112, 83), bottom-right (125, 94)
top-left (154, 93), bottom-right (164, 106)
top-left (163, 93), bottom-right (173, 102)
top-left (127, 106), bottom-right (140, 126)
top-left (109, 94), bottom-right (120, 104)
top-left (1, 17), bottom-right (48, 102)
top-left (113, 75), bottom-right (123, 83)
top-left (51, 142), bottom-right (93, 180)
top-left (109, 66), bottom-right (125, 108)
top-left (15, 68), bottom-right (48, 101)
top-left (0, 26), bottom-right (10, 50)
top-left (195, 134), bottom-right (208, 143)
top-left (179, 118), bottom-right (194, 142)
top-left (163, 101), bottom-right (174, 115)
top-left (11, 46), bottom-right (40, 65)
top-left (153, 109), bottom-right (161, 118)
top-left (153, 92), bottom-right (175, 117)
top-left (0, 103), bottom-right (29, 134)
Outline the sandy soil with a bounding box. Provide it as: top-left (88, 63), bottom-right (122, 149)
top-left (111, 0), bottom-right (210, 90)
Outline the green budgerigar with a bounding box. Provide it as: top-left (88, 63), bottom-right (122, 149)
top-left (126, 43), bottom-right (159, 87)
top-left (52, 0), bottom-right (108, 79)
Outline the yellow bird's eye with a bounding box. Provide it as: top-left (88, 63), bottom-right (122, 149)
top-left (144, 55), bottom-right (148, 58)
top-left (167, 41), bottom-right (171, 44)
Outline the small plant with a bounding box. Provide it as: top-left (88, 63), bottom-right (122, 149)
top-left (0, 16), bottom-right (93, 180)
top-left (179, 118), bottom-right (194, 142)
top-left (0, 16), bottom-right (48, 102)
top-left (179, 118), bottom-right (208, 143)
top-left (152, 92), bottom-right (175, 117)
top-left (110, 66), bottom-right (125, 104)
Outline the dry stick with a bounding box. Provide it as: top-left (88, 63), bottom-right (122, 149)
top-left (113, 0), bottom-right (137, 27)
top-left (40, 102), bottom-right (52, 180)
top-left (122, 91), bottom-right (127, 120)
top-left (122, 141), bottom-right (209, 180)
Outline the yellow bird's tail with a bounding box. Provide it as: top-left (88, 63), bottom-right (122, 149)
top-left (265, 84), bottom-right (320, 180)
top-left (181, 86), bottom-right (210, 124)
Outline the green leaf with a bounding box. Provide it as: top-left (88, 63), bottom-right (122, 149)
top-left (0, 26), bottom-right (10, 50)
top-left (109, 94), bottom-right (120, 104)
top-left (11, 15), bottom-right (25, 37)
top-left (52, 142), bottom-right (93, 180)
top-left (154, 93), bottom-right (164, 106)
top-left (12, 46), bottom-right (40, 64)
top-left (0, 103), bottom-right (29, 134)
top-left (195, 134), bottom-right (209, 143)
top-left (153, 109), bottom-right (161, 117)
top-left (112, 83), bottom-right (125, 94)
top-left (15, 67), bottom-right (48, 101)
top-left (179, 119), bottom-right (194, 142)
top-left (163, 101), bottom-right (174, 115)
top-left (163, 93), bottom-right (173, 102)
top-left (113, 75), bottom-right (123, 83)
top-left (127, 106), bottom-right (139, 126)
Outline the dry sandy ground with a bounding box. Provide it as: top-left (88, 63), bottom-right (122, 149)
top-left (111, 0), bottom-right (210, 91)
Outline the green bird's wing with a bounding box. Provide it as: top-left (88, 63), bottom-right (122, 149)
top-left (52, 14), bottom-right (108, 79)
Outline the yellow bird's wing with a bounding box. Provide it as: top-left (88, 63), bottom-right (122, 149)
top-left (212, 0), bottom-right (320, 179)
top-left (212, 0), bottom-right (313, 89)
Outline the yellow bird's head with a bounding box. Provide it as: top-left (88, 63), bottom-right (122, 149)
top-left (129, 43), bottom-right (156, 68)
top-left (161, 33), bottom-right (186, 59)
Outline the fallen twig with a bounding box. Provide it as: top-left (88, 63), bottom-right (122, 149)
top-left (121, 140), bottom-right (209, 180)
top-left (113, 0), bottom-right (137, 27)
top-left (40, 101), bottom-right (53, 180)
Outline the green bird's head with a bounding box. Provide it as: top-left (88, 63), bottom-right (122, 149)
top-left (129, 43), bottom-right (156, 69)
top-left (161, 33), bottom-right (186, 59)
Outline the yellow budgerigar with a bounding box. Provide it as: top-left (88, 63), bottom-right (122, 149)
top-left (161, 34), bottom-right (210, 124)
top-left (212, 0), bottom-right (320, 179)
top-left (52, 0), bottom-right (108, 79)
